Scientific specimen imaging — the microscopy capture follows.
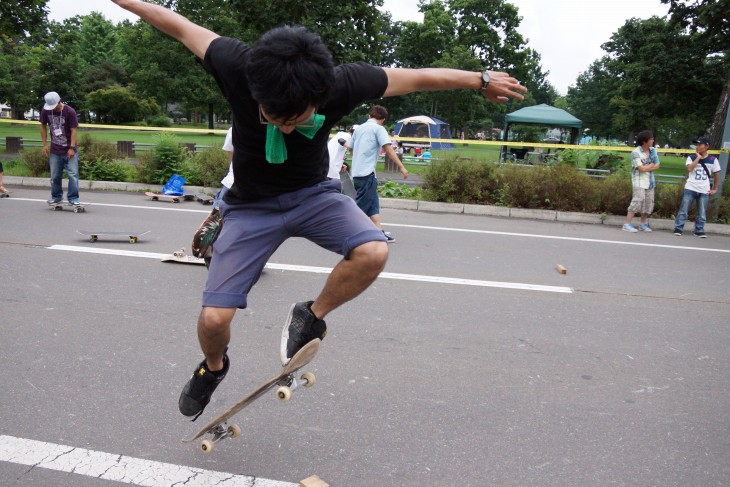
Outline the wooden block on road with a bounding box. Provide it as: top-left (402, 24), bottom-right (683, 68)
top-left (556, 264), bottom-right (568, 275)
top-left (300, 475), bottom-right (329, 487)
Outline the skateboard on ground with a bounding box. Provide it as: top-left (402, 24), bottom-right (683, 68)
top-left (162, 247), bottom-right (206, 265)
top-left (48, 201), bottom-right (90, 213)
top-left (340, 169), bottom-right (357, 200)
top-left (145, 192), bottom-right (194, 203)
top-left (77, 229), bottom-right (150, 243)
top-left (0, 189), bottom-right (10, 198)
top-left (195, 192), bottom-right (214, 205)
top-left (183, 338), bottom-right (320, 453)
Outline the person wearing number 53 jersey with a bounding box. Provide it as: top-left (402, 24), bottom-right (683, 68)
top-left (673, 136), bottom-right (721, 238)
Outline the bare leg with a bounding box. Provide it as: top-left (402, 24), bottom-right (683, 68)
top-left (310, 240), bottom-right (388, 319)
top-left (639, 213), bottom-right (648, 225)
top-left (197, 306), bottom-right (236, 371)
top-left (369, 214), bottom-right (382, 229)
top-left (625, 211), bottom-right (634, 224)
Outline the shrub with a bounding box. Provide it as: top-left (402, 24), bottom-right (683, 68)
top-left (135, 132), bottom-right (189, 184)
top-left (422, 157), bottom-right (499, 204)
top-left (20, 148), bottom-right (49, 177)
top-left (148, 115), bottom-right (172, 127)
top-left (538, 164), bottom-right (601, 212)
top-left (594, 172), bottom-right (632, 215)
top-left (184, 148), bottom-right (229, 187)
top-left (497, 165), bottom-right (543, 208)
top-left (378, 180), bottom-right (422, 199)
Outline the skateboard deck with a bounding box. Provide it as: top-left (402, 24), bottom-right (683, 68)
top-left (195, 192), bottom-right (214, 205)
top-left (162, 247), bottom-right (206, 265)
top-left (77, 229), bottom-right (150, 243)
top-left (145, 192), bottom-right (194, 203)
top-left (340, 169), bottom-right (357, 200)
top-left (48, 201), bottom-right (90, 213)
top-left (183, 338), bottom-right (320, 452)
top-left (0, 190), bottom-right (10, 198)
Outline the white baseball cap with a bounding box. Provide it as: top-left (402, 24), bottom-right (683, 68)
top-left (43, 92), bottom-right (61, 110)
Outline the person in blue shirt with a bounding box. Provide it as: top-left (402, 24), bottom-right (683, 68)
top-left (350, 105), bottom-right (409, 242)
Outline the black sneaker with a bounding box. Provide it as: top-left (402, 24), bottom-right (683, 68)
top-left (280, 301), bottom-right (327, 365)
top-left (47, 197), bottom-right (62, 204)
top-left (673, 229), bottom-right (683, 236)
top-left (383, 231), bottom-right (395, 243)
top-left (694, 232), bottom-right (707, 238)
top-left (178, 352), bottom-right (229, 420)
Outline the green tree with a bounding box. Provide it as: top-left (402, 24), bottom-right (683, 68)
top-left (661, 0), bottom-right (730, 150)
top-left (85, 84), bottom-right (158, 124)
top-left (0, 0), bottom-right (48, 39)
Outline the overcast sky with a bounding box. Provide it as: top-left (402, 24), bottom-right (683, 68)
top-left (46, 0), bottom-right (669, 95)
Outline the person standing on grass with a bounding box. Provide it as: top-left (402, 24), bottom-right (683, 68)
top-left (672, 136), bottom-right (721, 238)
top-left (623, 130), bottom-right (660, 233)
top-left (40, 91), bottom-right (80, 205)
top-left (350, 105), bottom-right (409, 243)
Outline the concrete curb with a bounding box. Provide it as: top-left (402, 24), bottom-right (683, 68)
top-left (6, 176), bottom-right (730, 236)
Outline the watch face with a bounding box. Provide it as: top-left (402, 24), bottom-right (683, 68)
top-left (481, 72), bottom-right (490, 89)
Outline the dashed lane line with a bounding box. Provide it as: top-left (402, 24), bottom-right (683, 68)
top-left (48, 245), bottom-right (573, 294)
top-left (0, 434), bottom-right (296, 487)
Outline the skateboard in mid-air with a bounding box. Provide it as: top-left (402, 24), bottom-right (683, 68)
top-left (48, 201), bottom-right (90, 213)
top-left (77, 229), bottom-right (150, 243)
top-left (162, 247), bottom-right (206, 265)
top-left (145, 192), bottom-right (194, 203)
top-left (340, 169), bottom-right (357, 200)
top-left (183, 338), bottom-right (320, 453)
top-left (194, 192), bottom-right (214, 205)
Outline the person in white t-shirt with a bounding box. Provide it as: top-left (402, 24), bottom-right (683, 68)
top-left (213, 127), bottom-right (235, 208)
top-left (672, 136), bottom-right (721, 237)
top-left (326, 126), bottom-right (354, 179)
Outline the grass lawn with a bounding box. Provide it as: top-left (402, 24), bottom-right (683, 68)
top-left (1, 121), bottom-right (688, 180)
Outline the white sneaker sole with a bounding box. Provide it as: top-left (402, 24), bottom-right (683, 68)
top-left (280, 303), bottom-right (297, 366)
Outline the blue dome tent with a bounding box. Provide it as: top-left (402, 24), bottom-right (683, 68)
top-left (394, 115), bottom-right (455, 150)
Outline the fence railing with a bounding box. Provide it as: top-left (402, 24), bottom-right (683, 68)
top-left (2, 136), bottom-right (214, 157)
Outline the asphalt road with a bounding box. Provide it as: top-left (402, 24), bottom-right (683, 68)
top-left (1, 187), bottom-right (729, 487)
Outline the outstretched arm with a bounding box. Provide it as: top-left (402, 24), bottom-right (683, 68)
top-left (111, 0), bottom-right (218, 59)
top-left (382, 68), bottom-right (527, 103)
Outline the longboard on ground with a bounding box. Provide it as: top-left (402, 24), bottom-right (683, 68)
top-left (162, 247), bottom-right (206, 265)
top-left (145, 192), bottom-right (194, 203)
top-left (48, 201), bottom-right (90, 213)
top-left (77, 229), bottom-right (150, 243)
top-left (195, 192), bottom-right (214, 205)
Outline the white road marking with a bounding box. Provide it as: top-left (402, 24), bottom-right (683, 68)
top-left (387, 223), bottom-right (730, 253)
top-left (14, 196), bottom-right (729, 252)
top-left (0, 435), bottom-right (296, 487)
top-left (11, 197), bottom-right (210, 214)
top-left (48, 245), bottom-right (573, 294)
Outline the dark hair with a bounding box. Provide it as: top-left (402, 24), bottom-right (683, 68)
top-left (247, 26), bottom-right (335, 121)
top-left (636, 130), bottom-right (654, 146)
top-left (369, 105), bottom-right (388, 120)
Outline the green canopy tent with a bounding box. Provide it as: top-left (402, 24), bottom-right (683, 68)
top-left (502, 104), bottom-right (582, 160)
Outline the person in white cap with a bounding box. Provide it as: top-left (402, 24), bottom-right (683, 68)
top-left (40, 91), bottom-right (80, 204)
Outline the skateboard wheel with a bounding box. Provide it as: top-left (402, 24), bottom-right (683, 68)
top-left (227, 424), bottom-right (241, 438)
top-left (129, 237), bottom-right (138, 243)
top-left (276, 386), bottom-right (292, 402)
top-left (301, 372), bottom-right (316, 388)
top-left (200, 440), bottom-right (214, 453)
top-left (90, 236), bottom-right (98, 242)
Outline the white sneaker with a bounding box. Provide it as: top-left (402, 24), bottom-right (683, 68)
top-left (639, 223), bottom-right (652, 232)
top-left (622, 223), bottom-right (638, 233)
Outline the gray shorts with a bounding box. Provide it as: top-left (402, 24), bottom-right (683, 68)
top-left (627, 187), bottom-right (655, 214)
top-left (203, 179), bottom-right (386, 309)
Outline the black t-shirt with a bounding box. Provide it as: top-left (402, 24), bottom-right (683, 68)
top-left (203, 36), bottom-right (388, 201)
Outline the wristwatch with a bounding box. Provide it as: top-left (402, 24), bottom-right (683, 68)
top-left (480, 71), bottom-right (491, 92)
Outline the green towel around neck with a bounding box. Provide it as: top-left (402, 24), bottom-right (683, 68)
top-left (265, 113), bottom-right (325, 164)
